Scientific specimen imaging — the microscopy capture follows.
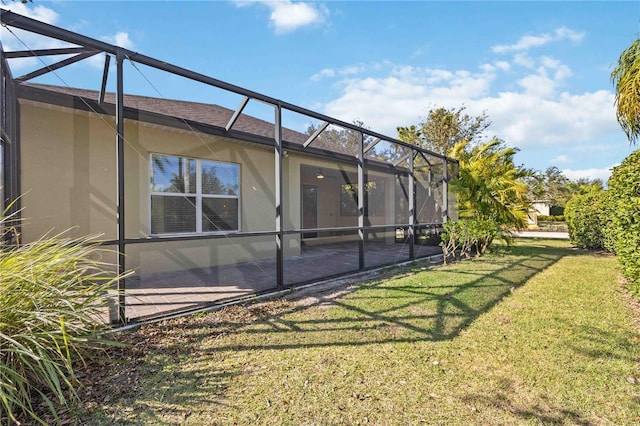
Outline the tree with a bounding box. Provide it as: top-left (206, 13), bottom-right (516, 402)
top-left (450, 138), bottom-right (531, 230)
top-left (611, 38), bottom-right (640, 144)
top-left (567, 177), bottom-right (604, 196)
top-left (306, 120), bottom-right (369, 155)
top-left (525, 166), bottom-right (571, 206)
top-left (397, 106), bottom-right (490, 156)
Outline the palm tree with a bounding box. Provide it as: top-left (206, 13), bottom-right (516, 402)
top-left (611, 38), bottom-right (640, 144)
top-left (450, 138), bottom-right (531, 230)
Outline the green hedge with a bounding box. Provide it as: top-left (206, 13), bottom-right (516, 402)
top-left (537, 215), bottom-right (565, 222)
top-left (565, 192), bottom-right (610, 250)
top-left (607, 149), bottom-right (640, 295)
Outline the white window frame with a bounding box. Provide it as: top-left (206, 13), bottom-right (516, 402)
top-left (149, 153), bottom-right (241, 236)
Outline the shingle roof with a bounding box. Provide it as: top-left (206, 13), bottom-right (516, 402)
top-left (20, 83), bottom-right (309, 146)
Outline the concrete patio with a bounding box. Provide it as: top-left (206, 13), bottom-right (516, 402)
top-left (121, 241), bottom-right (443, 322)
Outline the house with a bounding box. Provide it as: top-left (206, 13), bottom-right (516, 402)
top-left (526, 199), bottom-right (551, 226)
top-left (0, 10), bottom-right (457, 323)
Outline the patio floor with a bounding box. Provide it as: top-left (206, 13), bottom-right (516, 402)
top-left (120, 241), bottom-right (443, 322)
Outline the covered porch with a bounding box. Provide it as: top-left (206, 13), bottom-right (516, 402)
top-left (122, 238), bottom-right (444, 322)
top-left (0, 10), bottom-right (458, 325)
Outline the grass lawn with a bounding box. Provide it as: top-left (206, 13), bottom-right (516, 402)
top-left (72, 239), bottom-right (639, 425)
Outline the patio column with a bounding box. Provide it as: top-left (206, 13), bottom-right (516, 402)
top-left (442, 158), bottom-right (448, 223)
top-left (357, 131), bottom-right (365, 270)
top-left (274, 103), bottom-right (284, 288)
top-left (409, 150), bottom-right (415, 259)
top-left (0, 47), bottom-right (21, 238)
top-left (115, 49), bottom-right (127, 324)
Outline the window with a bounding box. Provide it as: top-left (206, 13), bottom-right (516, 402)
top-left (150, 153), bottom-right (240, 234)
top-left (340, 180), bottom-right (385, 217)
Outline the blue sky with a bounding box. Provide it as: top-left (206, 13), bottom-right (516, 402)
top-left (1, 1), bottom-right (639, 182)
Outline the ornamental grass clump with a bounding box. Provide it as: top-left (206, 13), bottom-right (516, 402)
top-left (0, 215), bottom-right (122, 425)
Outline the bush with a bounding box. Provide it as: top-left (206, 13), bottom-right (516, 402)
top-left (537, 215), bottom-right (565, 222)
top-left (440, 219), bottom-right (506, 262)
top-left (565, 191), bottom-right (610, 250)
top-left (0, 216), bottom-right (122, 424)
top-left (607, 149), bottom-right (640, 295)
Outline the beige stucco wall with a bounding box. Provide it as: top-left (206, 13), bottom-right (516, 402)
top-left (19, 100), bottom-right (293, 276)
top-left (20, 101), bottom-right (118, 241)
top-left (18, 99), bottom-right (436, 276)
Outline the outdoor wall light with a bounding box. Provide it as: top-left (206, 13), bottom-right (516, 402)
top-left (316, 169), bottom-right (325, 179)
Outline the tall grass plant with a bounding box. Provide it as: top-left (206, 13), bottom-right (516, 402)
top-left (0, 214), bottom-right (121, 424)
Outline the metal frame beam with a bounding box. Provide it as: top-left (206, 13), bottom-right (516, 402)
top-left (115, 49), bottom-right (126, 324)
top-left (15, 50), bottom-right (99, 82)
top-left (4, 46), bottom-right (94, 58)
top-left (0, 9), bottom-right (453, 162)
top-left (357, 131), bottom-right (365, 270)
top-left (409, 149), bottom-right (415, 259)
top-left (274, 103), bottom-right (284, 288)
top-left (225, 96), bottom-right (249, 131)
top-left (99, 54), bottom-right (110, 104)
top-left (0, 9), bottom-right (460, 324)
top-left (442, 158), bottom-right (449, 223)
top-left (0, 42), bottom-right (21, 241)
top-left (393, 150), bottom-right (413, 167)
top-left (363, 137), bottom-right (381, 154)
top-left (303, 121), bottom-right (328, 148)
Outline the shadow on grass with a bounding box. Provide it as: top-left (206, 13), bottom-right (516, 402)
top-left (560, 322), bottom-right (640, 363)
top-left (462, 377), bottom-right (594, 426)
top-left (188, 242), bottom-right (580, 352)
top-left (75, 353), bottom-right (242, 424)
top-left (74, 242), bottom-right (596, 424)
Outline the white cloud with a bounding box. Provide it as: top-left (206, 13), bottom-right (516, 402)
top-left (563, 166), bottom-right (617, 182)
top-left (1, 4), bottom-right (59, 46)
top-left (551, 154), bottom-right (570, 164)
top-left (517, 73), bottom-right (556, 97)
top-left (1, 3), bottom-right (60, 25)
top-left (480, 90), bottom-right (616, 148)
top-left (0, 3), bottom-right (68, 71)
top-left (318, 58), bottom-right (618, 161)
top-left (270, 1), bottom-right (323, 33)
top-left (513, 52), bottom-right (535, 68)
top-left (323, 64), bottom-right (497, 133)
top-left (341, 64), bottom-right (366, 75)
top-left (101, 32), bottom-right (134, 49)
top-left (492, 27), bottom-right (585, 53)
top-left (495, 61), bottom-right (511, 72)
top-left (235, 1), bottom-right (328, 34)
top-left (85, 32), bottom-right (135, 69)
top-left (311, 68), bottom-right (336, 81)
top-left (310, 63), bottom-right (374, 82)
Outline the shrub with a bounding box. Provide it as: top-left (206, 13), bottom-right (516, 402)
top-left (440, 219), bottom-right (506, 262)
top-left (537, 215), bottom-right (565, 222)
top-left (564, 191), bottom-right (610, 250)
top-left (0, 215), bottom-right (122, 424)
top-left (607, 149), bottom-right (640, 295)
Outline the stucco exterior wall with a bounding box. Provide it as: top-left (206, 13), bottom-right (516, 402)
top-left (19, 100), bottom-right (294, 276)
top-left (20, 101), bottom-right (118, 241)
top-left (18, 99), bottom-right (439, 276)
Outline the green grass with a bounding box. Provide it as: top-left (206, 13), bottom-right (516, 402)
top-left (73, 239), bottom-right (639, 425)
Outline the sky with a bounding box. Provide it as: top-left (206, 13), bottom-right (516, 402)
top-left (1, 0), bottom-right (639, 182)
